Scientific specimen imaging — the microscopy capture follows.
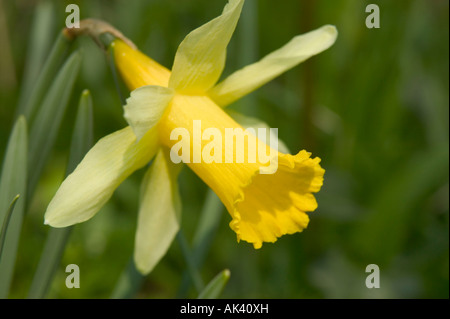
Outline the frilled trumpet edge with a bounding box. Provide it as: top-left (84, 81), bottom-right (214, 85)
top-left (229, 150), bottom-right (325, 248)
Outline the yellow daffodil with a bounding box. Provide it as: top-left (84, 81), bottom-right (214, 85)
top-left (45, 0), bottom-right (337, 274)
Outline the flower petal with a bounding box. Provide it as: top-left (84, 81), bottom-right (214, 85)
top-left (124, 85), bottom-right (174, 140)
top-left (112, 39), bottom-right (171, 90)
top-left (227, 110), bottom-right (291, 154)
top-left (134, 149), bottom-right (182, 275)
top-left (44, 126), bottom-right (159, 227)
top-left (209, 25), bottom-right (338, 107)
top-left (168, 0), bottom-right (244, 94)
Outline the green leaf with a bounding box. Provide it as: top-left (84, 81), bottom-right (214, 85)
top-left (67, 90), bottom-right (94, 174)
top-left (27, 50), bottom-right (82, 197)
top-left (177, 231), bottom-right (204, 293)
top-left (0, 195), bottom-right (20, 263)
top-left (177, 189), bottom-right (223, 297)
top-left (27, 227), bottom-right (72, 299)
top-left (16, 0), bottom-right (54, 114)
top-left (197, 269), bottom-right (230, 299)
top-left (15, 31), bottom-right (71, 121)
top-left (28, 90), bottom-right (93, 299)
top-left (191, 190), bottom-right (223, 265)
top-left (0, 116), bottom-right (28, 298)
top-left (110, 259), bottom-right (144, 299)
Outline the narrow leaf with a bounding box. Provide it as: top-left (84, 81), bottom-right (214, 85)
top-left (27, 50), bottom-right (82, 197)
top-left (0, 195), bottom-right (20, 263)
top-left (67, 90), bottom-right (94, 173)
top-left (177, 231), bottom-right (204, 293)
top-left (16, 1), bottom-right (54, 113)
top-left (110, 259), bottom-right (144, 299)
top-left (0, 116), bottom-right (28, 298)
top-left (28, 90), bottom-right (93, 299)
top-left (197, 269), bottom-right (230, 299)
top-left (177, 189), bottom-right (223, 297)
top-left (15, 31), bottom-right (71, 121)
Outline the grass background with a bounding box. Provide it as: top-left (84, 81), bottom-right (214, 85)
top-left (0, 0), bottom-right (448, 298)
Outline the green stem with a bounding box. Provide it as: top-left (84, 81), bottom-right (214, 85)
top-left (177, 189), bottom-right (223, 297)
top-left (176, 231), bottom-right (204, 293)
top-left (110, 258), bottom-right (145, 299)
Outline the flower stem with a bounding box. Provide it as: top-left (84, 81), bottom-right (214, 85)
top-left (176, 230), bottom-right (204, 293)
top-left (110, 258), bottom-right (144, 299)
top-left (177, 189), bottom-right (223, 297)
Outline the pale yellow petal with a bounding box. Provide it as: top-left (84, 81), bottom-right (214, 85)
top-left (210, 25), bottom-right (338, 107)
top-left (168, 0), bottom-right (244, 94)
top-left (124, 85), bottom-right (174, 140)
top-left (134, 149), bottom-right (182, 275)
top-left (44, 126), bottom-right (159, 227)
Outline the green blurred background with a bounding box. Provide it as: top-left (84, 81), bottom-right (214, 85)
top-left (0, 0), bottom-right (448, 298)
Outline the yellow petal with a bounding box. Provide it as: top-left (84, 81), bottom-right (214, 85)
top-left (134, 149), bottom-right (181, 275)
top-left (112, 39), bottom-right (171, 90)
top-left (44, 126), bottom-right (159, 227)
top-left (158, 94), bottom-right (324, 249)
top-left (232, 152), bottom-right (324, 249)
top-left (124, 85), bottom-right (174, 140)
top-left (168, 0), bottom-right (244, 94)
top-left (209, 25), bottom-right (338, 107)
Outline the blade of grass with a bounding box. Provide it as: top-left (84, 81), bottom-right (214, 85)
top-left (197, 269), bottom-right (230, 299)
top-left (27, 50), bottom-right (82, 198)
top-left (0, 116), bottom-right (28, 298)
top-left (0, 195), bottom-right (20, 263)
top-left (28, 90), bottom-right (93, 299)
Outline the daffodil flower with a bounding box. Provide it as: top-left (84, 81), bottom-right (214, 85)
top-left (45, 0), bottom-right (337, 274)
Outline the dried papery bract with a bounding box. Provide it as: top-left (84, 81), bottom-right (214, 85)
top-left (63, 18), bottom-right (136, 50)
